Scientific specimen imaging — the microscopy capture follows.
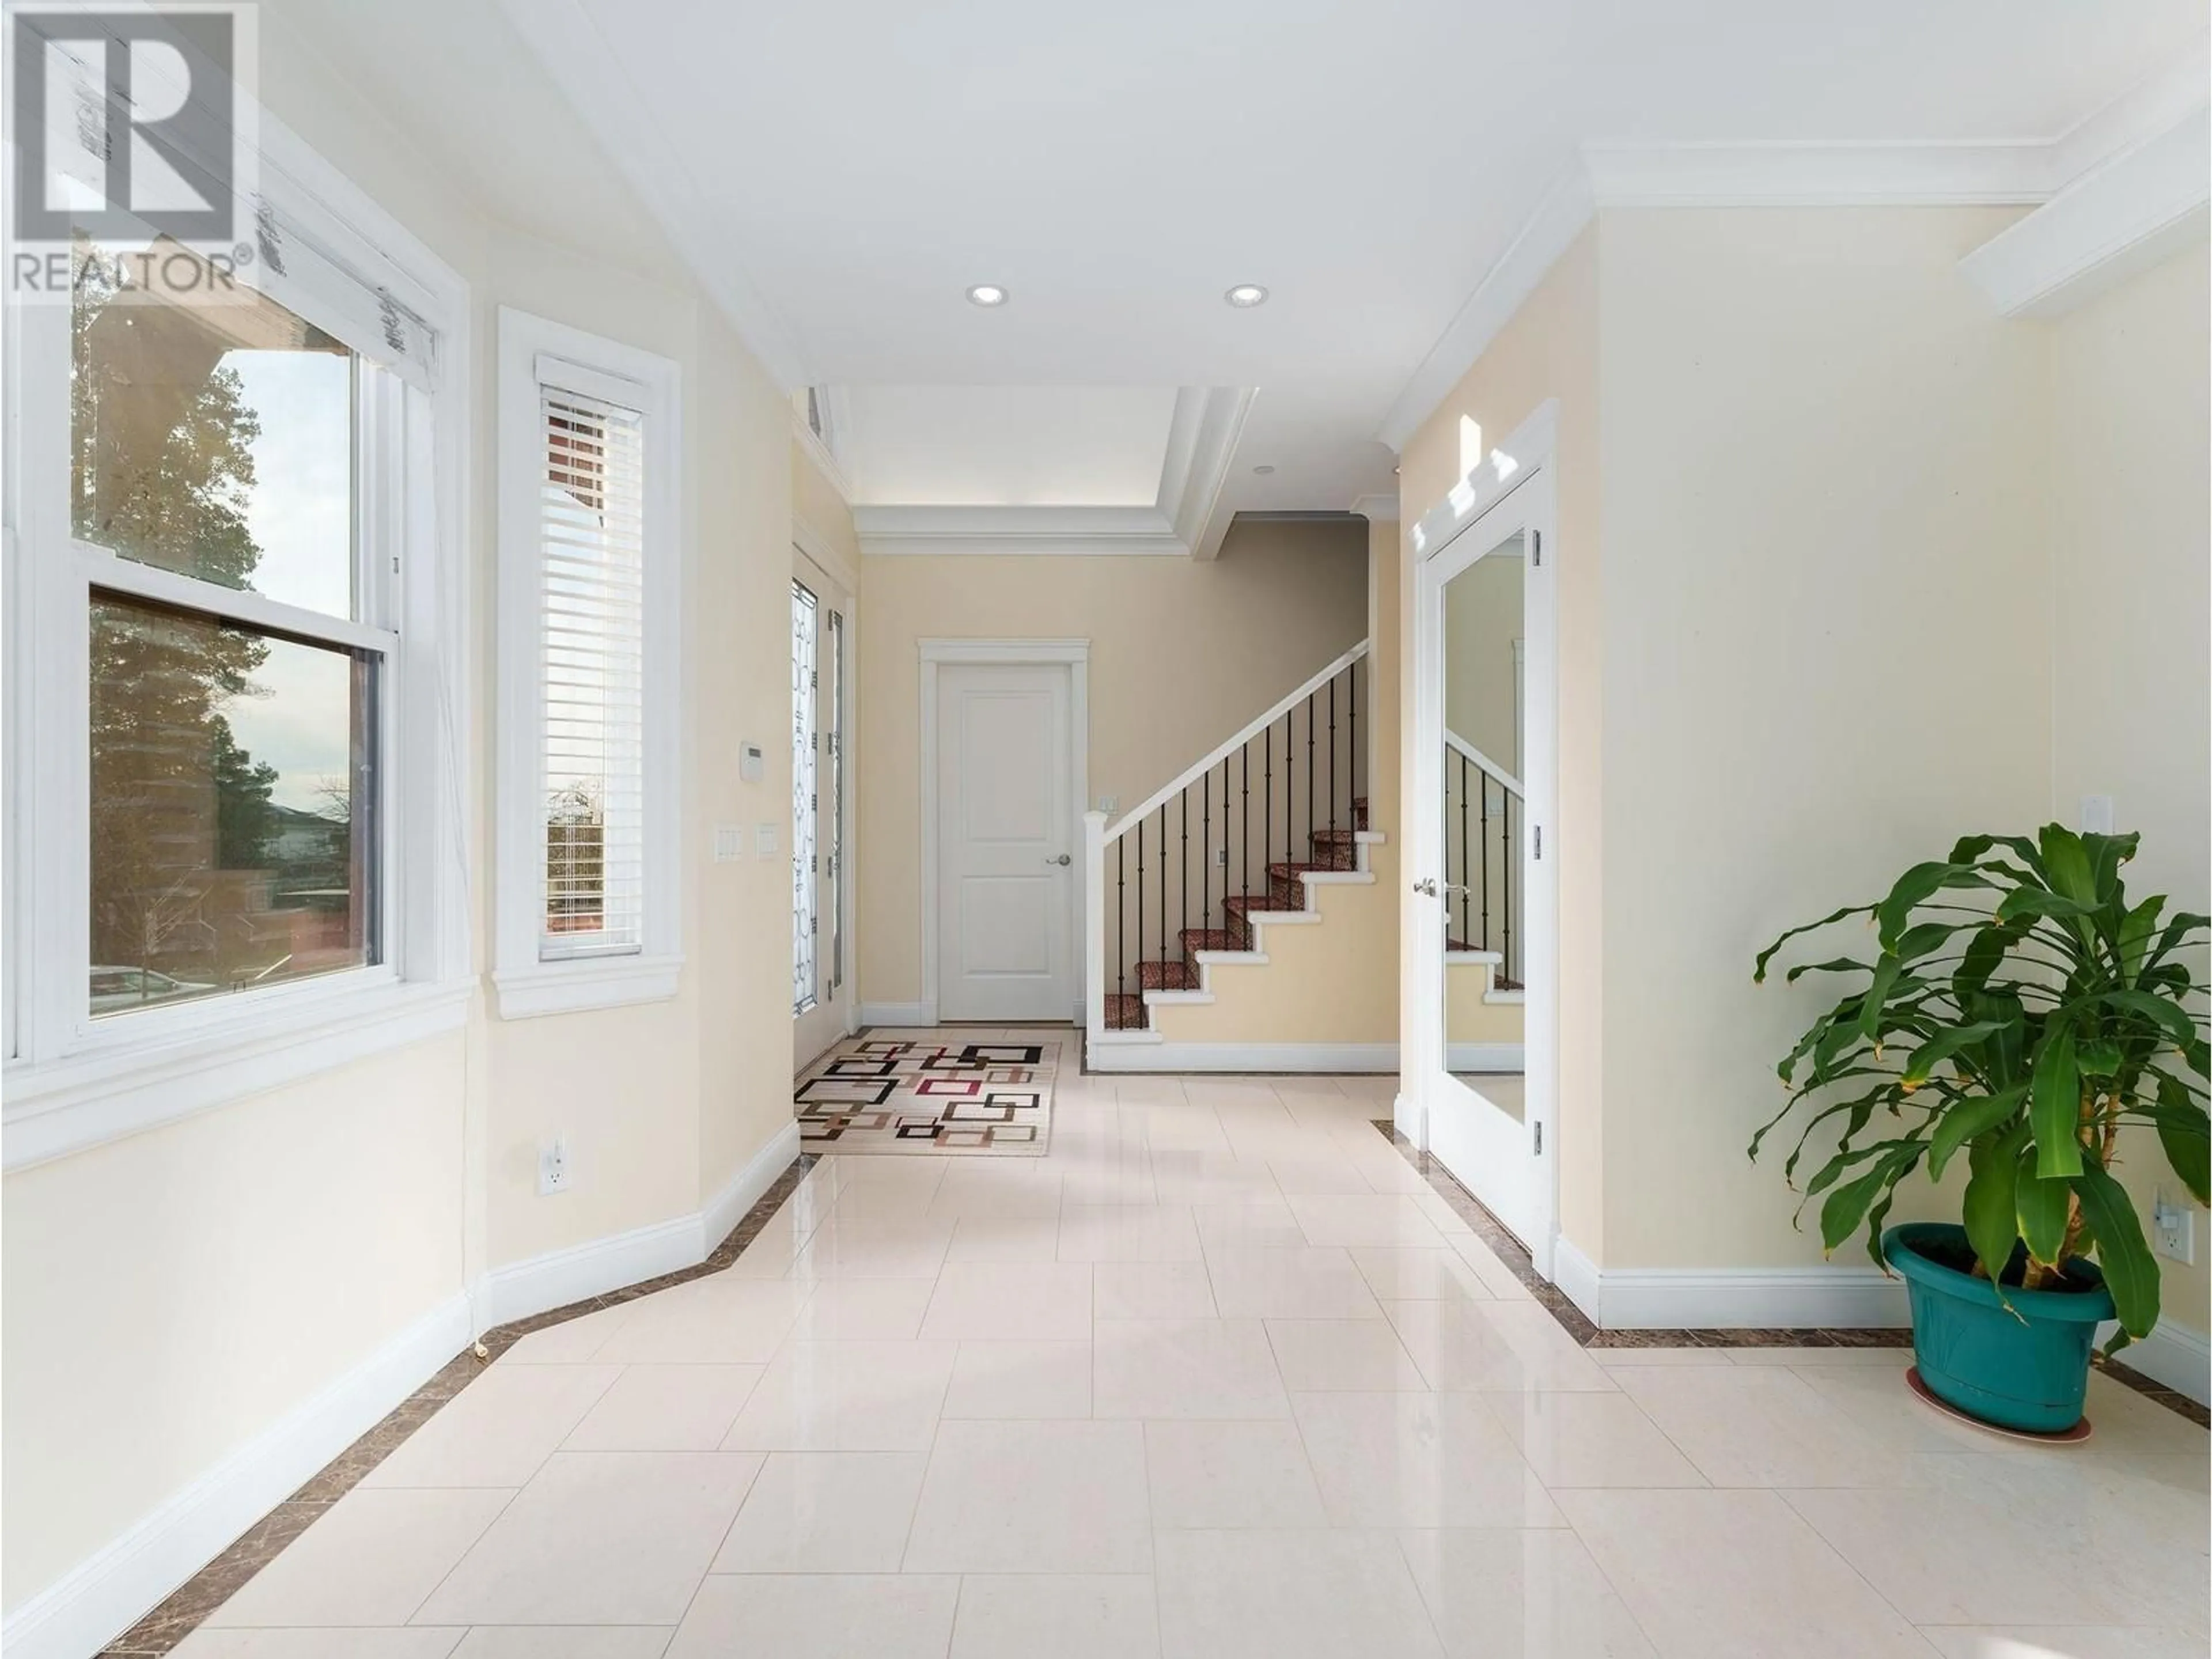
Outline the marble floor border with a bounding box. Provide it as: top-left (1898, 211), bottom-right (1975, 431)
top-left (1371, 1118), bottom-right (2211, 1428)
top-left (96, 1152), bottom-right (819, 1657)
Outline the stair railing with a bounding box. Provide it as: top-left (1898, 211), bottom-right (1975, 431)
top-left (1442, 729), bottom-right (1523, 988)
top-left (1085, 641), bottom-right (1370, 1045)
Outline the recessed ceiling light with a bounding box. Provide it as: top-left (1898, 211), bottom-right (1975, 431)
top-left (1225, 283), bottom-right (1269, 308)
top-left (966, 284), bottom-right (1009, 307)
top-left (1252, 464), bottom-right (1275, 475)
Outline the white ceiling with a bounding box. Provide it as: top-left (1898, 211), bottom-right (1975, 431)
top-left (304, 0), bottom-right (2210, 540)
top-left (839, 386), bottom-right (1178, 507)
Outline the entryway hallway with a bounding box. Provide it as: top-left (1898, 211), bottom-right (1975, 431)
top-left (154, 1037), bottom-right (2209, 1657)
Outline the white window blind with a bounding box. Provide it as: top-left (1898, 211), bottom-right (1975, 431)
top-left (539, 381), bottom-right (647, 961)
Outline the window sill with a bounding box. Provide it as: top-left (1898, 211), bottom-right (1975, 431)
top-left (491, 954), bottom-right (683, 1021)
top-left (3, 978), bottom-right (474, 1172)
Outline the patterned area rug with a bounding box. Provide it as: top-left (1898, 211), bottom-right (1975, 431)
top-left (796, 1035), bottom-right (1056, 1156)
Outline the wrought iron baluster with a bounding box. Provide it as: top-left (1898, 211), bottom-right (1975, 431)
top-left (1158, 804), bottom-right (1169, 974)
top-left (1304, 694), bottom-right (1316, 873)
top-left (1500, 779), bottom-right (1513, 977)
top-left (1116, 832), bottom-right (1126, 1016)
top-left (1328, 676), bottom-right (1339, 845)
top-left (1221, 757), bottom-right (1232, 936)
top-left (1349, 656), bottom-right (1359, 832)
top-left (1241, 747), bottom-right (1250, 917)
top-left (1480, 771), bottom-right (1491, 955)
top-left (1264, 722), bottom-right (1274, 901)
top-left (1180, 791), bottom-right (1190, 962)
top-left (1201, 770), bottom-right (1211, 945)
top-left (1457, 753), bottom-right (1470, 946)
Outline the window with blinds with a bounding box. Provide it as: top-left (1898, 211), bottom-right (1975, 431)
top-left (539, 385), bottom-right (647, 960)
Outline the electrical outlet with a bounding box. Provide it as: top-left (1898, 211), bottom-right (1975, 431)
top-left (1098, 795), bottom-right (1118, 815)
top-left (1215, 847), bottom-right (1229, 866)
top-left (537, 1135), bottom-right (571, 1196)
top-left (2153, 1192), bottom-right (2195, 1264)
top-left (2080, 795), bottom-right (2115, 834)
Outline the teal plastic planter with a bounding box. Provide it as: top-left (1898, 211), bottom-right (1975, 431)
top-left (1883, 1222), bottom-right (2113, 1433)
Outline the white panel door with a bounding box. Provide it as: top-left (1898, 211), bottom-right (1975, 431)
top-left (936, 663), bottom-right (1075, 1021)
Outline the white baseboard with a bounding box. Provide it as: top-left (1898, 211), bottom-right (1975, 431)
top-left (2, 1293), bottom-right (472, 1659)
top-left (1445, 1043), bottom-right (1524, 1073)
top-left (1552, 1238), bottom-right (1910, 1330)
top-left (475, 1120), bottom-right (804, 1331)
top-left (859, 1001), bottom-right (933, 1028)
top-left (2103, 1316), bottom-right (2211, 1405)
top-left (1087, 1040), bottom-right (1400, 1074)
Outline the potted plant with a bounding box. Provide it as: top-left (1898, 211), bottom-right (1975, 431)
top-left (1751, 825), bottom-right (2208, 1433)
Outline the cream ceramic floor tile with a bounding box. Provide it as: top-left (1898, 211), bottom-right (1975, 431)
top-left (1154, 1529), bottom-right (1447, 1659)
top-left (1556, 1487), bottom-right (1939, 1659)
top-left (1266, 1157), bottom-right (1377, 1195)
top-left (949, 1574), bottom-right (1161, 1659)
top-left (929, 1168), bottom-right (1066, 1219)
top-left (362, 1366), bottom-right (620, 1488)
top-left (1590, 1345), bottom-right (1735, 1368)
top-left (789, 1217), bottom-right (956, 1280)
top-left (1781, 1478), bottom-right (2145, 1626)
top-left (946, 1213), bottom-right (1066, 1262)
top-left (448, 1631), bottom-right (674, 1658)
top-left (1093, 1318), bottom-right (1292, 1419)
top-left (589, 1279), bottom-right (812, 1365)
top-left (710, 1450), bottom-right (929, 1573)
top-left (1093, 1260), bottom-right (1219, 1320)
top-left (1786, 1357), bottom-right (2011, 1453)
top-left (943, 1340), bottom-right (1093, 1418)
top-left (1445, 1233), bottom-right (1538, 1301)
top-left (203, 1489), bottom-right (513, 1628)
top-left (826, 1179), bottom-right (949, 1223)
top-left (721, 1339), bottom-right (957, 1451)
top-left (1483, 1391), bottom-right (1708, 1487)
top-left (1150, 1154), bottom-right (1279, 1205)
top-left (665, 1574), bottom-right (959, 1659)
top-left (1286, 1194), bottom-right (1450, 1248)
top-left (1057, 1203), bottom-right (1204, 1262)
top-left (1191, 1198), bottom-right (1311, 1249)
top-left (1609, 1363), bottom-right (1926, 1488)
top-left (789, 1277), bottom-right (936, 1340)
top-left (1917, 1626), bottom-right (2210, 1659)
top-left (1397, 1527), bottom-right (1657, 1658)
top-left (903, 1419), bottom-right (1152, 1574)
top-left (1265, 1318), bottom-right (1428, 1391)
top-left (921, 1260), bottom-right (1093, 1340)
top-left (1143, 1419), bottom-right (1327, 1528)
top-left (1201, 1242), bottom-right (1385, 1320)
top-left (1384, 1300), bottom-right (1618, 1393)
top-left (1347, 1247), bottom-right (1494, 1303)
top-left (1715, 1345), bottom-right (1916, 1365)
top-left (1410, 1192), bottom-right (1474, 1237)
top-left (171, 1634), bottom-right (467, 1658)
top-left (414, 1452), bottom-right (760, 1626)
top-left (1291, 1391), bottom-right (1564, 1529)
top-left (562, 1365), bottom-right (764, 1452)
top-left (497, 1304), bottom-right (641, 1363)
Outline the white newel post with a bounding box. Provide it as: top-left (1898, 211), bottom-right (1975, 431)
top-left (1083, 810), bottom-right (1108, 1050)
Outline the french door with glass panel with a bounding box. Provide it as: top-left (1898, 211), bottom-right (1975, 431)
top-left (793, 554), bottom-right (851, 1067)
top-left (1410, 452), bottom-right (1558, 1274)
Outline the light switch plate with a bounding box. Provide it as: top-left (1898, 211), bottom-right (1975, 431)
top-left (2080, 795), bottom-right (2115, 834)
top-left (713, 824), bottom-right (745, 863)
top-left (755, 821), bottom-right (778, 857)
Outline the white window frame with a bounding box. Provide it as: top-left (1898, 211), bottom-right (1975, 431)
top-left (492, 308), bottom-right (683, 1019)
top-left (0, 107), bottom-right (474, 1173)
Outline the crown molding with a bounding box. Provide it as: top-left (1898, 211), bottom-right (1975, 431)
top-left (1960, 105), bottom-right (2210, 317)
top-left (498, 0), bottom-right (810, 391)
top-left (1378, 51), bottom-right (2212, 453)
top-left (1350, 493), bottom-right (1400, 522)
top-left (850, 384), bottom-right (1256, 558)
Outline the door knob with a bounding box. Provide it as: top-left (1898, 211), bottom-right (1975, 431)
top-left (1412, 877), bottom-right (1437, 897)
top-left (1048, 853), bottom-right (1071, 866)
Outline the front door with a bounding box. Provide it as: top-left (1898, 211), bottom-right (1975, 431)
top-left (793, 556), bottom-right (851, 1067)
top-left (935, 661), bottom-right (1077, 1021)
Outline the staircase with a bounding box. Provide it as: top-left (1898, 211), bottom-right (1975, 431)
top-left (1085, 643), bottom-right (1385, 1059)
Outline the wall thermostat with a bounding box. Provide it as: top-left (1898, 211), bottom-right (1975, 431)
top-left (739, 742), bottom-right (766, 783)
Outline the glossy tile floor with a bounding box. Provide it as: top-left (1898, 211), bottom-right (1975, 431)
top-left (175, 1033), bottom-right (2210, 1658)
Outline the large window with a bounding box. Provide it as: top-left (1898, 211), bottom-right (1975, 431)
top-left (4, 157), bottom-right (470, 1166)
top-left (493, 309), bottom-right (682, 1018)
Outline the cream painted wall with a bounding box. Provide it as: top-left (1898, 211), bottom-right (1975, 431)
top-left (1149, 878), bottom-right (1399, 1044)
top-left (3, 0), bottom-right (804, 1622)
top-left (856, 518), bottom-right (1367, 1007)
top-left (1594, 207), bottom-right (2051, 1269)
top-left (1444, 551), bottom-right (1524, 776)
top-left (1398, 226), bottom-right (1604, 1253)
top-left (2047, 234), bottom-right (2211, 1328)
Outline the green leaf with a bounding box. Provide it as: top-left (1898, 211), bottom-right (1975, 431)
top-left (2014, 1154), bottom-right (2071, 1265)
top-left (1899, 1021), bottom-right (2006, 1089)
top-left (2074, 1161), bottom-right (2161, 1339)
top-left (1961, 1125), bottom-right (2027, 1287)
top-left (2039, 824), bottom-right (2095, 906)
top-left (1755, 902), bottom-right (1874, 984)
top-left (2031, 1024), bottom-right (2084, 1178)
top-left (1996, 887), bottom-right (2099, 927)
top-left (1783, 957), bottom-right (1873, 984)
top-left (1820, 1145), bottom-right (1920, 1254)
top-left (2154, 1075), bottom-right (2211, 1206)
top-left (2099, 988), bottom-right (2199, 1050)
top-left (2116, 895), bottom-right (2165, 984)
top-left (2144, 911), bottom-right (2210, 974)
top-left (1877, 863), bottom-right (1973, 953)
top-left (1857, 956), bottom-right (1904, 1043)
top-left (1927, 1084), bottom-right (2027, 1179)
top-left (2083, 831), bottom-right (2139, 904)
top-left (2074, 1039), bottom-right (2123, 1078)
